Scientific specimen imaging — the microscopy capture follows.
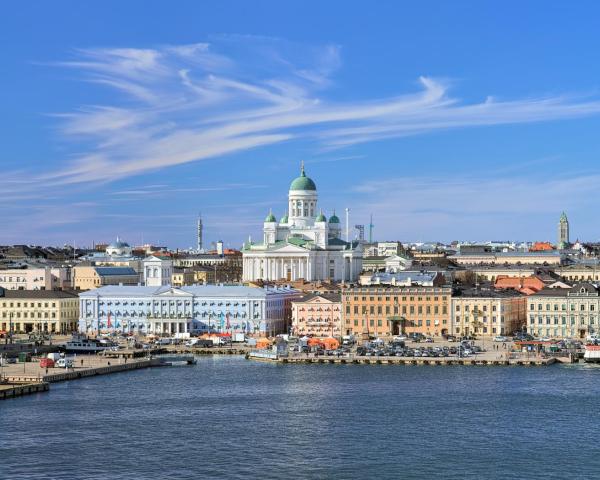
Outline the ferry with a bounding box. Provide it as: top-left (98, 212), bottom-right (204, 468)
top-left (64, 335), bottom-right (119, 353)
top-left (583, 344), bottom-right (600, 363)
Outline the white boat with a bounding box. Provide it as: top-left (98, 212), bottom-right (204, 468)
top-left (64, 335), bottom-right (118, 353)
top-left (583, 344), bottom-right (600, 363)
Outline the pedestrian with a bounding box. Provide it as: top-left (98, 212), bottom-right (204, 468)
top-left (81, 359), bottom-right (84, 367)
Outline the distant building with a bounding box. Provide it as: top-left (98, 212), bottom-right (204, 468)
top-left (449, 250), bottom-right (563, 266)
top-left (291, 293), bottom-right (342, 337)
top-left (143, 255), bottom-right (173, 287)
top-left (73, 266), bottom-right (140, 290)
top-left (105, 238), bottom-right (133, 257)
top-left (359, 271), bottom-right (446, 287)
top-left (558, 212), bottom-right (570, 249)
top-left (451, 288), bottom-right (527, 337)
top-left (171, 268), bottom-right (196, 287)
top-left (530, 242), bottom-right (554, 252)
top-left (0, 288), bottom-right (79, 334)
top-left (174, 251), bottom-right (243, 283)
top-left (528, 282), bottom-right (600, 339)
top-left (0, 267), bottom-right (71, 290)
top-left (494, 275), bottom-right (545, 295)
top-left (78, 285), bottom-right (301, 336)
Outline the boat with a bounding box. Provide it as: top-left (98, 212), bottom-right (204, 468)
top-left (583, 344), bottom-right (600, 363)
top-left (64, 334), bottom-right (119, 353)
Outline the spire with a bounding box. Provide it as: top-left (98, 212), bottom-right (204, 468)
top-left (300, 160), bottom-right (306, 177)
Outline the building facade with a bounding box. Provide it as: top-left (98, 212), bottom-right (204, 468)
top-left (342, 286), bottom-right (452, 338)
top-left (0, 267), bottom-right (71, 291)
top-left (73, 266), bottom-right (140, 290)
top-left (527, 283), bottom-right (600, 339)
top-left (143, 255), bottom-right (173, 287)
top-left (78, 285), bottom-right (301, 336)
top-left (0, 289), bottom-right (79, 334)
top-left (242, 164), bottom-right (362, 282)
top-left (451, 289), bottom-right (526, 338)
top-left (291, 293), bottom-right (342, 337)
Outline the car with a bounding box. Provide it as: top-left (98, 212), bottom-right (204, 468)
top-left (424, 337), bottom-right (434, 343)
top-left (493, 336), bottom-right (508, 342)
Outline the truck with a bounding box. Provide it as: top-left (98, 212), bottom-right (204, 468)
top-left (232, 333), bottom-right (246, 343)
top-left (47, 352), bottom-right (62, 362)
top-left (39, 358), bottom-right (55, 368)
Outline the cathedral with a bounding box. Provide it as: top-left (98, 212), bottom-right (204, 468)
top-left (242, 164), bottom-right (363, 282)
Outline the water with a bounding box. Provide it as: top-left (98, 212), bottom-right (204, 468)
top-left (2, 357), bottom-right (600, 479)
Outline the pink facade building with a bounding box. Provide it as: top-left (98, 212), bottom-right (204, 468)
top-left (291, 293), bottom-right (342, 337)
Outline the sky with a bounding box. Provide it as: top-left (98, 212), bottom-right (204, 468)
top-left (2, 1), bottom-right (600, 249)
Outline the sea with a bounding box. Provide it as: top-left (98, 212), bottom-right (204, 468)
top-left (2, 356), bottom-right (600, 479)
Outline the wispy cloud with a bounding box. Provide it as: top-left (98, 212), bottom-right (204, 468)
top-left (19, 36), bottom-right (600, 190)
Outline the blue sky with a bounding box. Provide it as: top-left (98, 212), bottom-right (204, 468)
top-left (2, 1), bottom-right (600, 248)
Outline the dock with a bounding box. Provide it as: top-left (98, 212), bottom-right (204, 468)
top-left (247, 353), bottom-right (557, 367)
top-left (0, 381), bottom-right (49, 400)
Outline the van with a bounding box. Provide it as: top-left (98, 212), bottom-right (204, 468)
top-left (56, 358), bottom-right (73, 368)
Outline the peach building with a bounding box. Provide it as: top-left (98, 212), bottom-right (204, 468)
top-left (342, 286), bottom-right (452, 337)
top-left (291, 293), bottom-right (342, 337)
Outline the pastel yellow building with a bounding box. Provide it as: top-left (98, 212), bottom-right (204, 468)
top-left (0, 289), bottom-right (79, 334)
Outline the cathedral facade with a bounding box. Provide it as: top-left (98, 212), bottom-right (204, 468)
top-left (242, 164), bottom-right (362, 282)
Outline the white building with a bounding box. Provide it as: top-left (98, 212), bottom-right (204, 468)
top-left (78, 285), bottom-right (301, 336)
top-left (143, 255), bottom-right (173, 287)
top-left (0, 267), bottom-right (71, 290)
top-left (242, 164), bottom-right (362, 282)
top-left (105, 238), bottom-right (133, 257)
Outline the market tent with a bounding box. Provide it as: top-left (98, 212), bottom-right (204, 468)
top-left (307, 338), bottom-right (323, 347)
top-left (256, 338), bottom-right (272, 349)
top-left (321, 337), bottom-right (339, 349)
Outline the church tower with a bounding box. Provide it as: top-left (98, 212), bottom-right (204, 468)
top-left (288, 161), bottom-right (317, 228)
top-left (558, 211), bottom-right (570, 249)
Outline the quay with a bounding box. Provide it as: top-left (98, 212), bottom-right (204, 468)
top-left (247, 352), bottom-right (558, 367)
top-left (0, 355), bottom-right (168, 400)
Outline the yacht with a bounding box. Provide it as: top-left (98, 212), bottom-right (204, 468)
top-left (64, 335), bottom-right (119, 353)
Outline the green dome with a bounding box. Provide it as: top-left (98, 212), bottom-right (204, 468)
top-left (265, 211), bottom-right (276, 222)
top-left (280, 214), bottom-right (289, 224)
top-left (289, 163), bottom-right (316, 191)
top-left (329, 214), bottom-right (340, 224)
top-left (315, 212), bottom-right (327, 222)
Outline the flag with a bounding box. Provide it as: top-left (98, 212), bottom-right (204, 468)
top-left (107, 312), bottom-right (112, 328)
top-left (219, 313), bottom-right (225, 331)
top-left (226, 312), bottom-right (231, 330)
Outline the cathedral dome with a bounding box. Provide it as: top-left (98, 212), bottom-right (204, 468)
top-left (289, 163), bottom-right (316, 191)
top-left (315, 212), bottom-right (327, 222)
top-left (265, 211), bottom-right (277, 222)
top-left (329, 213), bottom-right (340, 224)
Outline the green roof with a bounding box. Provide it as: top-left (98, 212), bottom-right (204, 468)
top-left (329, 213), bottom-right (340, 224)
top-left (289, 163), bottom-right (316, 191)
top-left (315, 212), bottom-right (327, 222)
top-left (280, 213), bottom-right (289, 223)
top-left (265, 211), bottom-right (276, 222)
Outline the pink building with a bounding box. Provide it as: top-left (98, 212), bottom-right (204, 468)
top-left (291, 293), bottom-right (342, 337)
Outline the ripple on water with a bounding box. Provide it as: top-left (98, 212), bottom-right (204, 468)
top-left (2, 358), bottom-right (600, 480)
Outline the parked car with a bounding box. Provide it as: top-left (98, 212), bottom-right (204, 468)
top-left (493, 335), bottom-right (508, 342)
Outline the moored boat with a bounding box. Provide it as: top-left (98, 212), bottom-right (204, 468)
top-left (583, 344), bottom-right (600, 363)
top-left (64, 334), bottom-right (118, 353)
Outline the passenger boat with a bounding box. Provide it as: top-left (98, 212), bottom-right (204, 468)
top-left (583, 344), bottom-right (600, 363)
top-left (64, 335), bottom-right (118, 353)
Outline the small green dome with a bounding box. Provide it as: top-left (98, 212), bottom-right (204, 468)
top-left (280, 214), bottom-right (289, 224)
top-left (289, 163), bottom-right (316, 191)
top-left (265, 211), bottom-right (276, 222)
top-left (329, 214), bottom-right (340, 224)
top-left (315, 212), bottom-right (327, 222)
